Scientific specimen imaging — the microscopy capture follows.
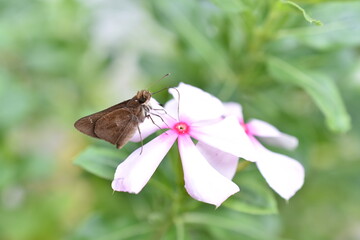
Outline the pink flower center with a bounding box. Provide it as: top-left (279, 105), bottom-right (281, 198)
top-left (240, 121), bottom-right (251, 136)
top-left (173, 122), bottom-right (190, 135)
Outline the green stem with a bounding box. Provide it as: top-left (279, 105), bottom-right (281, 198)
top-left (239, 0), bottom-right (287, 88)
top-left (170, 145), bottom-right (187, 238)
top-left (175, 217), bottom-right (185, 240)
top-left (151, 146), bottom-right (186, 239)
top-left (248, 1), bottom-right (283, 55)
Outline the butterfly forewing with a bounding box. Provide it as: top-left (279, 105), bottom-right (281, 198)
top-left (74, 100), bottom-right (130, 138)
top-left (94, 108), bottom-right (140, 149)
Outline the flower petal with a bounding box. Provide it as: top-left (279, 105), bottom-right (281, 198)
top-left (223, 102), bottom-right (243, 120)
top-left (196, 141), bottom-right (238, 179)
top-left (164, 99), bottom-right (180, 121)
top-left (130, 117), bottom-right (162, 142)
top-left (254, 143), bottom-right (305, 200)
top-left (112, 131), bottom-right (177, 193)
top-left (178, 135), bottom-right (239, 207)
top-left (169, 83), bottom-right (225, 122)
top-left (247, 119), bottom-right (298, 150)
top-left (191, 116), bottom-right (257, 161)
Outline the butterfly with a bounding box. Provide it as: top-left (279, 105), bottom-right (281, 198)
top-left (74, 90), bottom-right (152, 149)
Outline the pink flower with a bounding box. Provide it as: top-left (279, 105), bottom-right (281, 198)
top-left (198, 103), bottom-right (305, 200)
top-left (111, 83), bottom-right (256, 207)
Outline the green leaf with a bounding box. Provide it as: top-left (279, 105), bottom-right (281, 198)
top-left (281, 0), bottom-right (322, 26)
top-left (0, 70), bottom-right (33, 128)
top-left (73, 146), bottom-right (124, 180)
top-left (182, 211), bottom-right (277, 240)
top-left (154, 0), bottom-right (237, 81)
top-left (68, 214), bottom-right (154, 240)
top-left (281, 2), bottom-right (360, 49)
top-left (267, 57), bottom-right (351, 133)
top-left (210, 0), bottom-right (247, 13)
top-left (223, 169), bottom-right (278, 215)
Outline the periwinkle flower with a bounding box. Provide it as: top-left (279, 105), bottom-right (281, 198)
top-left (199, 102), bottom-right (305, 200)
top-left (112, 83), bottom-right (256, 207)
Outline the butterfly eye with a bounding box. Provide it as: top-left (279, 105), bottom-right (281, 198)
top-left (138, 97), bottom-right (146, 103)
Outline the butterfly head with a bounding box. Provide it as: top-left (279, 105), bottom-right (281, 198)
top-left (135, 90), bottom-right (152, 104)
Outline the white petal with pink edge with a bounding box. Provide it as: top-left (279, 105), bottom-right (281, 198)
top-left (255, 144), bottom-right (305, 200)
top-left (169, 83), bottom-right (225, 122)
top-left (196, 141), bottom-right (238, 179)
top-left (112, 131), bottom-right (178, 193)
top-left (247, 119), bottom-right (298, 150)
top-left (164, 99), bottom-right (180, 121)
top-left (178, 135), bottom-right (239, 207)
top-left (223, 102), bottom-right (244, 120)
top-left (191, 116), bottom-right (257, 161)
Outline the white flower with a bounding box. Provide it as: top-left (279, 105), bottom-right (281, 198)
top-left (112, 83), bottom-right (256, 207)
top-left (198, 102), bottom-right (305, 200)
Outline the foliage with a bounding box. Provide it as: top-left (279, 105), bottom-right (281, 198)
top-left (1, 0), bottom-right (360, 239)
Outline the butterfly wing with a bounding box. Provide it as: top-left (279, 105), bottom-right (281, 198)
top-left (74, 100), bottom-right (130, 138)
top-left (94, 108), bottom-right (141, 149)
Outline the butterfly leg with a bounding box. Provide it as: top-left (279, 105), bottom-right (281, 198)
top-left (136, 122), bottom-right (144, 155)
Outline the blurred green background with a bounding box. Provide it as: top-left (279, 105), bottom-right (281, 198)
top-left (1, 0), bottom-right (360, 239)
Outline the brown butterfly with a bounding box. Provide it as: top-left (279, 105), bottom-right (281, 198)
top-left (74, 90), bottom-right (152, 149)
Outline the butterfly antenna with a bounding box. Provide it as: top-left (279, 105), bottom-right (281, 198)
top-left (168, 87), bottom-right (180, 120)
top-left (148, 73), bottom-right (171, 92)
